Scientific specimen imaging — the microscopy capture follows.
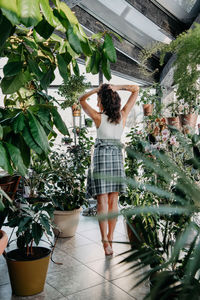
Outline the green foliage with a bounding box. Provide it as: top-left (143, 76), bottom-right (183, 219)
top-left (5, 198), bottom-right (54, 256)
top-left (139, 82), bottom-right (163, 115)
top-left (41, 128), bottom-right (94, 211)
top-left (140, 24), bottom-right (200, 112)
top-left (58, 74), bottom-right (91, 109)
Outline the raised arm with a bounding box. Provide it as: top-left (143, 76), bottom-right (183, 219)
top-left (110, 84), bottom-right (139, 125)
top-left (79, 87), bottom-right (100, 127)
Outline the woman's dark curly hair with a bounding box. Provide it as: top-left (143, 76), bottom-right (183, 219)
top-left (97, 84), bottom-right (121, 124)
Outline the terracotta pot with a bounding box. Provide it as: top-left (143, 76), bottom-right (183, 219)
top-left (143, 104), bottom-right (153, 116)
top-left (54, 207), bottom-right (82, 237)
top-left (5, 247), bottom-right (50, 296)
top-left (180, 113), bottom-right (198, 128)
top-left (72, 104), bottom-right (81, 117)
top-left (166, 117), bottom-right (181, 129)
top-left (125, 220), bottom-right (144, 248)
top-left (0, 230), bottom-right (8, 255)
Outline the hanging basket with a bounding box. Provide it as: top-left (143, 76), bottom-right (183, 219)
top-left (166, 117), bottom-right (181, 130)
top-left (143, 104), bottom-right (153, 116)
top-left (71, 104), bottom-right (81, 117)
top-left (180, 113), bottom-right (198, 133)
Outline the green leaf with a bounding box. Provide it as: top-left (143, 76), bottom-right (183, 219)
top-left (57, 53), bottom-right (71, 81)
top-left (40, 0), bottom-right (60, 28)
top-left (23, 37), bottom-right (38, 50)
top-left (32, 223), bottom-right (43, 245)
top-left (102, 55), bottom-right (111, 80)
top-left (74, 25), bottom-right (92, 56)
top-left (33, 29), bottom-right (46, 43)
top-left (17, 134), bottom-right (30, 167)
top-left (0, 0), bottom-right (20, 25)
top-left (51, 107), bottom-right (69, 136)
top-left (59, 1), bottom-right (79, 25)
top-left (23, 126), bottom-right (43, 155)
top-left (91, 51), bottom-right (101, 75)
top-left (6, 142), bottom-right (27, 176)
top-left (91, 32), bottom-right (104, 40)
top-left (0, 13), bottom-right (14, 49)
top-left (27, 110), bottom-right (50, 154)
top-left (34, 17), bottom-right (54, 39)
top-left (103, 33), bottom-right (117, 63)
top-left (40, 215), bottom-right (52, 235)
top-left (0, 124), bottom-right (3, 139)
top-left (72, 59), bottom-right (79, 76)
top-left (28, 59), bottom-right (43, 80)
top-left (13, 112), bottom-right (25, 133)
top-left (67, 25), bottom-right (82, 55)
top-left (18, 217), bottom-right (31, 232)
top-left (40, 67), bottom-right (55, 91)
top-left (1, 72), bottom-right (26, 94)
top-left (17, 0), bottom-right (42, 27)
top-left (3, 61), bottom-right (23, 77)
top-left (0, 141), bottom-right (13, 174)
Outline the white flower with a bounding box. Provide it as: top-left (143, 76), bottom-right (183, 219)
top-left (169, 136), bottom-right (176, 145)
top-left (162, 129), bottom-right (170, 137)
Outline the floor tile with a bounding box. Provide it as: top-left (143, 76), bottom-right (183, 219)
top-left (47, 264), bottom-right (106, 297)
top-left (63, 243), bottom-right (106, 263)
top-left (67, 282), bottom-right (136, 300)
top-left (48, 248), bottom-right (81, 273)
top-left (55, 234), bottom-right (93, 250)
top-left (111, 272), bottom-right (150, 300)
top-left (87, 255), bottom-right (134, 281)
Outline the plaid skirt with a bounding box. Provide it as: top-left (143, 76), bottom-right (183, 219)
top-left (86, 138), bottom-right (126, 199)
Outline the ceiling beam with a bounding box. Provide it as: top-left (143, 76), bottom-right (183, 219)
top-left (126, 0), bottom-right (186, 38)
top-left (73, 6), bottom-right (160, 73)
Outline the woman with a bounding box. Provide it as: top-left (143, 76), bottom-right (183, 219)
top-left (79, 83), bottom-right (139, 255)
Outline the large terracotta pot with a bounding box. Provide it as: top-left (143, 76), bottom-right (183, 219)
top-left (143, 104), bottom-right (153, 116)
top-left (180, 113), bottom-right (198, 133)
top-left (0, 230), bottom-right (8, 255)
top-left (54, 207), bottom-right (82, 237)
top-left (166, 117), bottom-right (181, 130)
top-left (5, 247), bottom-right (51, 296)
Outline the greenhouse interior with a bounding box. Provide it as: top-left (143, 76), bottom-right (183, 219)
top-left (1, 0), bottom-right (200, 299)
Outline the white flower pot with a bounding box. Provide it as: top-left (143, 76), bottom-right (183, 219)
top-left (53, 208), bottom-right (82, 237)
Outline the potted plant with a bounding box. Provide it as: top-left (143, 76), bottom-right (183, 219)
top-left (43, 128), bottom-right (93, 237)
top-left (139, 83), bottom-right (163, 116)
top-left (3, 198), bottom-right (55, 296)
top-left (85, 117), bottom-right (93, 128)
top-left (58, 75), bottom-right (91, 116)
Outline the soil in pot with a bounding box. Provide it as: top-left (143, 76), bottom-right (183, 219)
top-left (5, 246), bottom-right (51, 296)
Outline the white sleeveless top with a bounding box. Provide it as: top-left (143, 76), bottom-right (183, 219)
top-left (97, 113), bottom-right (124, 140)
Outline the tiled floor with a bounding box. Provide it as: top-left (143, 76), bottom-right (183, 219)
top-left (0, 214), bottom-right (149, 300)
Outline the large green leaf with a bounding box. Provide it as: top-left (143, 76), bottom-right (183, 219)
top-left (102, 55), bottom-right (111, 80)
top-left (103, 33), bottom-right (117, 63)
top-left (17, 134), bottom-right (30, 167)
top-left (0, 141), bottom-right (13, 174)
top-left (51, 107), bottom-right (69, 136)
top-left (59, 1), bottom-right (79, 25)
top-left (67, 24), bottom-right (82, 55)
top-left (28, 59), bottom-right (43, 80)
top-left (3, 61), bottom-right (23, 77)
top-left (13, 112), bottom-right (25, 133)
top-left (17, 0), bottom-right (42, 27)
top-left (74, 25), bottom-right (92, 56)
top-left (22, 126), bottom-right (43, 155)
top-left (34, 17), bottom-right (54, 39)
top-left (32, 223), bottom-right (43, 245)
top-left (1, 72), bottom-right (26, 94)
top-left (6, 142), bottom-right (27, 176)
top-left (27, 110), bottom-right (50, 154)
top-left (57, 53), bottom-right (71, 81)
top-left (0, 13), bottom-right (14, 49)
top-left (40, 0), bottom-right (60, 28)
top-left (23, 37), bottom-right (38, 51)
top-left (72, 59), bottom-right (79, 76)
top-left (91, 51), bottom-right (101, 75)
top-left (40, 67), bottom-right (55, 91)
top-left (0, 0), bottom-right (19, 25)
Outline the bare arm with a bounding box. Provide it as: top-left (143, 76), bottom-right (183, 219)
top-left (79, 87), bottom-right (100, 127)
top-left (110, 84), bottom-right (139, 125)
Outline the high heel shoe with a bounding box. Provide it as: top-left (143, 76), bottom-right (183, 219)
top-left (102, 240), bottom-right (113, 256)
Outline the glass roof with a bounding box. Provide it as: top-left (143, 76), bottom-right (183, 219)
top-left (154, 0), bottom-right (200, 23)
top-left (79, 0), bottom-right (172, 49)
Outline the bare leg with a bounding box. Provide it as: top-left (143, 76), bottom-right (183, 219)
top-left (97, 193), bottom-right (113, 255)
top-left (107, 192), bottom-right (119, 248)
